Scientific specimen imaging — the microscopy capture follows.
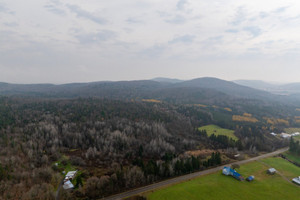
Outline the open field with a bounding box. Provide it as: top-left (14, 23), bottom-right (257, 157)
top-left (293, 135), bottom-right (300, 142)
top-left (284, 128), bottom-right (300, 134)
top-left (147, 157), bottom-right (300, 200)
top-left (198, 125), bottom-right (238, 140)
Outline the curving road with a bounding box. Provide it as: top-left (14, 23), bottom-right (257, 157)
top-left (102, 147), bottom-right (289, 200)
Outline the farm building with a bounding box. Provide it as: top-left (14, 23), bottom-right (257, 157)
top-left (280, 133), bottom-right (291, 139)
top-left (63, 180), bottom-right (74, 190)
top-left (222, 167), bottom-right (244, 181)
top-left (64, 170), bottom-right (77, 182)
top-left (267, 168), bottom-right (276, 175)
top-left (63, 170), bottom-right (77, 190)
top-left (292, 176), bottom-right (300, 185)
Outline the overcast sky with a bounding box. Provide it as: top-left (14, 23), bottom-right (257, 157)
top-left (1, 0), bottom-right (300, 84)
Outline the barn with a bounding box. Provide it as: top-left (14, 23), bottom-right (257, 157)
top-left (222, 166), bottom-right (244, 181)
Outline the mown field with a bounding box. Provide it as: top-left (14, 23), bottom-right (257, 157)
top-left (198, 124), bottom-right (238, 140)
top-left (146, 157), bottom-right (300, 200)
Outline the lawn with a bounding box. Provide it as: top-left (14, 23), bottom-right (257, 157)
top-left (147, 157), bottom-right (300, 200)
top-left (198, 125), bottom-right (238, 140)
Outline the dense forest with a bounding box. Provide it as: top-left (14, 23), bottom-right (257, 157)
top-left (0, 94), bottom-right (291, 199)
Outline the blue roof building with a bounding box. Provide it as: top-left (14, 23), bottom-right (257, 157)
top-left (222, 166), bottom-right (244, 181)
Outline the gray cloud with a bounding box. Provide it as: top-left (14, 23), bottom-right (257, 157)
top-left (243, 26), bottom-right (262, 37)
top-left (274, 6), bottom-right (289, 13)
top-left (177, 0), bottom-right (188, 11)
top-left (165, 15), bottom-right (186, 24)
top-left (169, 35), bottom-right (195, 44)
top-left (200, 36), bottom-right (224, 51)
top-left (74, 30), bottom-right (116, 44)
top-left (4, 22), bottom-right (18, 27)
top-left (44, 4), bottom-right (65, 16)
top-left (230, 6), bottom-right (247, 26)
top-left (67, 4), bottom-right (107, 24)
top-left (139, 45), bottom-right (165, 58)
top-left (126, 18), bottom-right (142, 24)
top-left (225, 29), bottom-right (239, 33)
top-left (259, 12), bottom-right (269, 19)
top-left (0, 3), bottom-right (14, 15)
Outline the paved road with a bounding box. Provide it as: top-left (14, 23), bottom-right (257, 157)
top-left (103, 147), bottom-right (289, 200)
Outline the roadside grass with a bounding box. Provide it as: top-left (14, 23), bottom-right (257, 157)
top-left (147, 157), bottom-right (300, 200)
top-left (198, 125), bottom-right (238, 140)
top-left (283, 152), bottom-right (300, 164)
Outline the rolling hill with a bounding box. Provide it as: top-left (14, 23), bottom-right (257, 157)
top-left (0, 77), bottom-right (298, 109)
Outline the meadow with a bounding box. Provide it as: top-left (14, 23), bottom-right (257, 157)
top-left (146, 157), bottom-right (300, 200)
top-left (198, 125), bottom-right (238, 140)
top-left (284, 128), bottom-right (300, 134)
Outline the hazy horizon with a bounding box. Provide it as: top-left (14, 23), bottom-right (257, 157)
top-left (1, 0), bottom-right (300, 84)
top-left (0, 76), bottom-right (293, 85)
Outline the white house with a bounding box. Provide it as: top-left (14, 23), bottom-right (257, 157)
top-left (280, 133), bottom-right (291, 139)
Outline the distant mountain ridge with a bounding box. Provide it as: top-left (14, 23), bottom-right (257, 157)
top-left (151, 77), bottom-right (183, 83)
top-left (0, 77), bottom-right (298, 107)
top-left (234, 80), bottom-right (300, 95)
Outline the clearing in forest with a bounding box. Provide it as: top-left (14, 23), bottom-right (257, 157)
top-left (198, 124), bottom-right (238, 141)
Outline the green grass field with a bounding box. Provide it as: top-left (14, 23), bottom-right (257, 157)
top-left (147, 157), bottom-right (300, 200)
top-left (198, 125), bottom-right (238, 140)
top-left (283, 152), bottom-right (300, 164)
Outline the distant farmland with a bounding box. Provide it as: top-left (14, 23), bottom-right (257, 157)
top-left (198, 124), bottom-right (238, 140)
top-left (146, 157), bottom-right (300, 200)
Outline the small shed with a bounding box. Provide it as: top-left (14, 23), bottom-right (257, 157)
top-left (292, 176), bottom-right (300, 185)
top-left (267, 168), bottom-right (276, 175)
top-left (246, 175), bottom-right (255, 182)
top-left (63, 180), bottom-right (74, 190)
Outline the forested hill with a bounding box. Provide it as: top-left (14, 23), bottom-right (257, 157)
top-left (0, 77), bottom-right (282, 101)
